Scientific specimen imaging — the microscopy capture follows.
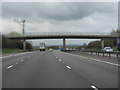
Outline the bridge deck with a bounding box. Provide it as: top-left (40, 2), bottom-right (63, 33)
top-left (7, 32), bottom-right (118, 40)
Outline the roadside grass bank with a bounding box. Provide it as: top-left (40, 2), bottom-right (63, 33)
top-left (2, 49), bottom-right (34, 54)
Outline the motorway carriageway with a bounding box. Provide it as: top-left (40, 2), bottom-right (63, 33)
top-left (2, 51), bottom-right (118, 89)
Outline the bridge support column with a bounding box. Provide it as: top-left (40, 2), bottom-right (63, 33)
top-left (63, 38), bottom-right (66, 50)
top-left (23, 39), bottom-right (26, 51)
top-left (22, 20), bottom-right (26, 51)
top-left (101, 39), bottom-right (104, 50)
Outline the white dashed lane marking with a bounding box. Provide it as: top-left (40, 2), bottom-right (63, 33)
top-left (91, 85), bottom-right (99, 90)
top-left (7, 65), bottom-right (13, 69)
top-left (21, 60), bottom-right (24, 62)
top-left (59, 59), bottom-right (61, 62)
top-left (66, 65), bottom-right (71, 69)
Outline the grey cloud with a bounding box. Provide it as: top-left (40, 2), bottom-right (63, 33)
top-left (118, 2), bottom-right (120, 30)
top-left (1, 2), bottom-right (118, 46)
top-left (2, 2), bottom-right (117, 21)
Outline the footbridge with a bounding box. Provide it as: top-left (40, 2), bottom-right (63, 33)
top-left (7, 32), bottom-right (118, 50)
top-left (8, 32), bottom-right (116, 39)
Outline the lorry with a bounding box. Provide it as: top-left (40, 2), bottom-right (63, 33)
top-left (39, 42), bottom-right (46, 51)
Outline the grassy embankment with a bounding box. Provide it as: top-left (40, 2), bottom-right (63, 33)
top-left (2, 49), bottom-right (34, 54)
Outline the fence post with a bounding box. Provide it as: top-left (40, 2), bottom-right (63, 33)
top-left (98, 52), bottom-right (99, 56)
top-left (109, 53), bottom-right (110, 57)
top-left (103, 52), bottom-right (104, 57)
top-left (116, 53), bottom-right (119, 58)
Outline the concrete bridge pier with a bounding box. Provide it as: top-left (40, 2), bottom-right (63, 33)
top-left (23, 39), bottom-right (26, 51)
top-left (101, 39), bottom-right (104, 50)
top-left (22, 20), bottom-right (26, 51)
top-left (63, 38), bottom-right (66, 50)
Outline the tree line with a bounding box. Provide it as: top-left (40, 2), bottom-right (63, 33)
top-left (2, 35), bottom-right (32, 50)
top-left (86, 30), bottom-right (120, 49)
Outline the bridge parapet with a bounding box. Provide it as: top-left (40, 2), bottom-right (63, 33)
top-left (5, 32), bottom-right (113, 37)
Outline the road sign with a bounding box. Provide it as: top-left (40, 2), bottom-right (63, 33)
top-left (116, 37), bottom-right (120, 49)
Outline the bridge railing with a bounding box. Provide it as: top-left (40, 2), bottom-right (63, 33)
top-left (24, 32), bottom-right (111, 36)
top-left (5, 32), bottom-right (112, 37)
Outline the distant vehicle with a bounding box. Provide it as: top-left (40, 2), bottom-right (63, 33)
top-left (58, 47), bottom-right (62, 51)
top-left (66, 48), bottom-right (69, 50)
top-left (49, 48), bottom-right (52, 51)
top-left (81, 48), bottom-right (85, 51)
top-left (39, 42), bottom-right (45, 51)
top-left (103, 47), bottom-right (113, 52)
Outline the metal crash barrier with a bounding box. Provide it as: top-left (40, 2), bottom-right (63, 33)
top-left (62, 50), bottom-right (120, 58)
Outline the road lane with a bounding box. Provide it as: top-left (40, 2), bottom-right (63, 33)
top-left (3, 51), bottom-right (92, 88)
top-left (53, 51), bottom-right (118, 88)
top-left (2, 51), bottom-right (39, 69)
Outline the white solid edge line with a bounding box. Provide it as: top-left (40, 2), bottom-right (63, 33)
top-left (66, 65), bottom-right (71, 69)
top-left (88, 57), bottom-right (120, 66)
top-left (91, 85), bottom-right (99, 90)
top-left (7, 65), bottom-right (13, 69)
top-left (1, 52), bottom-right (33, 59)
top-left (64, 52), bottom-right (120, 67)
top-left (102, 61), bottom-right (119, 66)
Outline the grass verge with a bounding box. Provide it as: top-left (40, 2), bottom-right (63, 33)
top-left (2, 49), bottom-right (33, 54)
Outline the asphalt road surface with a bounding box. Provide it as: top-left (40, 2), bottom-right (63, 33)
top-left (2, 51), bottom-right (118, 89)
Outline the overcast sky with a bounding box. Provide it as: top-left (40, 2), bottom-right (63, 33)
top-left (1, 2), bottom-right (118, 46)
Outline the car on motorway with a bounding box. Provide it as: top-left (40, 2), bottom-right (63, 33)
top-left (103, 47), bottom-right (113, 52)
top-left (48, 48), bottom-right (53, 52)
